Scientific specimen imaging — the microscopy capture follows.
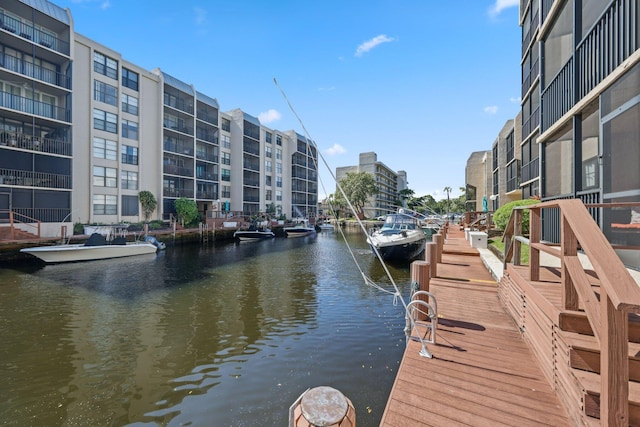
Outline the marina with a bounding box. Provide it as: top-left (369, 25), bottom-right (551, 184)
top-left (0, 231), bottom-right (412, 426)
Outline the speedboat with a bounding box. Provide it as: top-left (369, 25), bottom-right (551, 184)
top-left (284, 218), bottom-right (316, 238)
top-left (317, 220), bottom-right (334, 232)
top-left (233, 221), bottom-right (275, 242)
top-left (367, 212), bottom-right (426, 262)
top-left (20, 232), bottom-right (164, 264)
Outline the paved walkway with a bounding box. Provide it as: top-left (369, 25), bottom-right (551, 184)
top-left (379, 226), bottom-right (570, 426)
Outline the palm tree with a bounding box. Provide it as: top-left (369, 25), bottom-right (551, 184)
top-left (443, 186), bottom-right (452, 216)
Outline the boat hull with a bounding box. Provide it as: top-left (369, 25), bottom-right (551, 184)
top-left (233, 230), bottom-right (275, 242)
top-left (284, 227), bottom-right (316, 238)
top-left (21, 243), bottom-right (158, 263)
top-left (368, 231), bottom-right (426, 262)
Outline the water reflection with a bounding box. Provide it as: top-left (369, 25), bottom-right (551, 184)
top-left (0, 233), bottom-right (410, 426)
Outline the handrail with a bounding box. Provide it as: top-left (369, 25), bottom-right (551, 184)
top-left (502, 199), bottom-right (640, 425)
top-left (0, 209), bottom-right (41, 239)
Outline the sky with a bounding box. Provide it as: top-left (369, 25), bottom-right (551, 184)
top-left (57, 0), bottom-right (522, 201)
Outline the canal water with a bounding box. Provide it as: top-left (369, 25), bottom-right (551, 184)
top-left (0, 231), bottom-right (415, 426)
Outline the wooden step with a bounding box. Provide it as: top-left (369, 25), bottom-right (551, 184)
top-left (574, 369), bottom-right (640, 423)
top-left (562, 330), bottom-right (640, 381)
top-left (559, 310), bottom-right (640, 343)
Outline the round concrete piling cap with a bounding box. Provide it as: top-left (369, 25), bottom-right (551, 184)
top-left (300, 386), bottom-right (348, 426)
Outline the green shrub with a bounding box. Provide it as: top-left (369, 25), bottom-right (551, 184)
top-left (493, 199), bottom-right (540, 234)
top-left (73, 222), bottom-right (84, 235)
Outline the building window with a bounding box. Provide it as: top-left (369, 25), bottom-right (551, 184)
top-left (121, 119), bottom-right (138, 140)
top-left (276, 162), bottom-right (282, 174)
top-left (221, 134), bottom-right (231, 148)
top-left (94, 80), bottom-right (117, 106)
top-left (221, 185), bottom-right (231, 198)
top-left (266, 175), bottom-right (272, 186)
top-left (93, 166), bottom-right (117, 187)
top-left (265, 160), bottom-right (272, 173)
top-left (266, 189), bottom-right (272, 201)
top-left (221, 152), bottom-right (231, 165)
top-left (221, 168), bottom-right (231, 181)
top-left (122, 68), bottom-right (139, 91)
top-left (93, 137), bottom-right (117, 160)
top-left (265, 131), bottom-right (272, 144)
top-left (93, 52), bottom-right (118, 80)
top-left (276, 176), bottom-right (282, 187)
top-left (93, 194), bottom-right (117, 215)
top-left (93, 109), bottom-right (118, 133)
top-left (121, 94), bottom-right (138, 115)
top-left (276, 190), bottom-right (282, 201)
top-left (276, 148), bottom-right (282, 160)
top-left (266, 146), bottom-right (272, 158)
top-left (544, 124), bottom-right (573, 197)
top-left (121, 170), bottom-right (138, 190)
top-left (221, 118), bottom-right (231, 132)
top-left (121, 145), bottom-right (138, 165)
top-left (276, 134), bottom-right (282, 146)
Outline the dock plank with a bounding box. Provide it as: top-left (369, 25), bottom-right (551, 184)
top-left (381, 227), bottom-right (570, 426)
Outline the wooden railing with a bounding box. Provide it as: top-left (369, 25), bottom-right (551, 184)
top-left (0, 209), bottom-right (41, 239)
top-left (503, 199), bottom-right (640, 426)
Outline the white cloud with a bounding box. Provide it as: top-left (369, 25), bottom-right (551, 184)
top-left (258, 109), bottom-right (282, 124)
top-left (489, 0), bottom-right (519, 17)
top-left (194, 7), bottom-right (207, 26)
top-left (510, 96), bottom-right (521, 104)
top-left (355, 34), bottom-right (396, 57)
top-left (484, 105), bottom-right (499, 114)
top-left (325, 144), bottom-right (346, 156)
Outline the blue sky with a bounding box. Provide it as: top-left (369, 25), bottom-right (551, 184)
top-left (59, 0), bottom-right (521, 200)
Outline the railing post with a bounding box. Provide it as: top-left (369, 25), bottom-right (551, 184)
top-left (514, 209), bottom-right (522, 266)
top-left (10, 211), bottom-right (15, 240)
top-left (600, 290), bottom-right (629, 426)
top-left (425, 242), bottom-right (438, 279)
top-left (561, 213), bottom-right (579, 311)
top-left (411, 260), bottom-right (430, 321)
top-left (529, 206), bottom-right (541, 282)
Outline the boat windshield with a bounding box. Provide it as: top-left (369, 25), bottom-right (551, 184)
top-left (381, 214), bottom-right (418, 230)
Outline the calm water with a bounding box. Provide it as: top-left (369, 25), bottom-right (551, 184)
top-left (0, 231), bottom-right (413, 426)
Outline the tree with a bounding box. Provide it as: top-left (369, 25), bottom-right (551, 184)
top-left (398, 188), bottom-right (414, 206)
top-left (174, 198), bottom-right (199, 227)
top-left (443, 186), bottom-right (452, 215)
top-left (138, 190), bottom-right (157, 222)
top-left (335, 172), bottom-right (379, 218)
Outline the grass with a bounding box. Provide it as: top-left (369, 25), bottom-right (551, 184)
top-left (488, 238), bottom-right (530, 265)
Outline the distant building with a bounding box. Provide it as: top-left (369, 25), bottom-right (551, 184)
top-left (335, 152), bottom-right (406, 218)
top-left (465, 151), bottom-right (492, 212)
top-left (490, 112), bottom-right (523, 211)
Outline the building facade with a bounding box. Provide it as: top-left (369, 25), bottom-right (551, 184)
top-left (490, 113), bottom-right (523, 211)
top-left (335, 152), bottom-right (406, 218)
top-left (1, 0), bottom-right (318, 236)
top-left (465, 150), bottom-right (492, 212)
top-left (0, 1), bottom-right (73, 236)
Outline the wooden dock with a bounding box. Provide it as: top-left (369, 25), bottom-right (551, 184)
top-left (380, 226), bottom-right (571, 426)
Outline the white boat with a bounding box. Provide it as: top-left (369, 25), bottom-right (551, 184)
top-left (20, 232), bottom-right (164, 264)
top-left (317, 220), bottom-right (334, 232)
top-left (233, 221), bottom-right (275, 242)
top-left (367, 212), bottom-right (426, 262)
top-left (284, 218), bottom-right (317, 238)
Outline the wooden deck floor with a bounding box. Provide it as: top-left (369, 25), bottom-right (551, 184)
top-left (380, 227), bottom-right (571, 426)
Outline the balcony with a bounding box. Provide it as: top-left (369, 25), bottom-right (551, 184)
top-left (163, 164), bottom-right (193, 177)
top-left (0, 90), bottom-right (70, 122)
top-left (0, 12), bottom-right (71, 56)
top-left (163, 187), bottom-right (194, 198)
top-left (521, 158), bottom-right (539, 183)
top-left (0, 168), bottom-right (71, 189)
top-left (0, 52), bottom-right (71, 90)
top-left (164, 139), bottom-right (193, 156)
top-left (1, 130), bottom-right (71, 156)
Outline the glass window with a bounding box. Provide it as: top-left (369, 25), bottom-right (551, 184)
top-left (93, 52), bottom-right (118, 80)
top-left (544, 124), bottom-right (573, 197)
top-left (221, 169), bottom-right (231, 181)
top-left (266, 146), bottom-right (272, 158)
top-left (221, 134), bottom-right (231, 149)
top-left (580, 104), bottom-right (599, 190)
top-left (265, 160), bottom-right (272, 173)
top-left (93, 137), bottom-right (117, 160)
top-left (94, 80), bottom-right (118, 106)
top-left (221, 118), bottom-right (230, 132)
top-left (221, 152), bottom-right (230, 165)
top-left (603, 102), bottom-right (640, 196)
top-left (266, 175), bottom-right (272, 186)
top-left (93, 109), bottom-right (118, 133)
top-left (93, 194), bottom-right (117, 215)
top-left (266, 189), bottom-right (272, 201)
top-left (121, 119), bottom-right (138, 140)
top-left (121, 145), bottom-right (138, 165)
top-left (122, 68), bottom-right (139, 91)
top-left (276, 162), bottom-right (282, 174)
top-left (121, 94), bottom-right (138, 115)
top-left (121, 170), bottom-right (138, 190)
top-left (121, 195), bottom-right (139, 216)
top-left (276, 190), bottom-right (282, 201)
top-left (265, 132), bottom-right (272, 144)
top-left (276, 134), bottom-right (282, 146)
top-left (276, 176), bottom-right (282, 188)
top-left (93, 166), bottom-right (117, 187)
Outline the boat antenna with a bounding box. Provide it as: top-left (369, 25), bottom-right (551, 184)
top-left (272, 78), bottom-right (430, 354)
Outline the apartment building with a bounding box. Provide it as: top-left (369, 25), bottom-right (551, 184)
top-left (1, 0), bottom-right (318, 236)
top-left (490, 113), bottom-right (523, 211)
top-left (464, 150), bottom-right (492, 212)
top-left (335, 152), bottom-right (406, 218)
top-left (527, 1), bottom-right (639, 236)
top-left (0, 0), bottom-right (73, 236)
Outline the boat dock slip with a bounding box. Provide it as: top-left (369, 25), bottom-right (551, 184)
top-left (380, 226), bottom-right (570, 426)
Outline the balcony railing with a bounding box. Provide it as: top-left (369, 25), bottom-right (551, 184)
top-left (163, 187), bottom-right (194, 198)
top-left (164, 140), bottom-right (193, 156)
top-left (0, 52), bottom-right (71, 90)
top-left (521, 157), bottom-right (539, 183)
top-left (0, 11), bottom-right (70, 55)
top-left (1, 130), bottom-right (71, 156)
top-left (163, 164), bottom-right (193, 177)
top-left (541, 57), bottom-right (574, 131)
top-left (0, 91), bottom-right (70, 122)
top-left (0, 168), bottom-right (71, 189)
